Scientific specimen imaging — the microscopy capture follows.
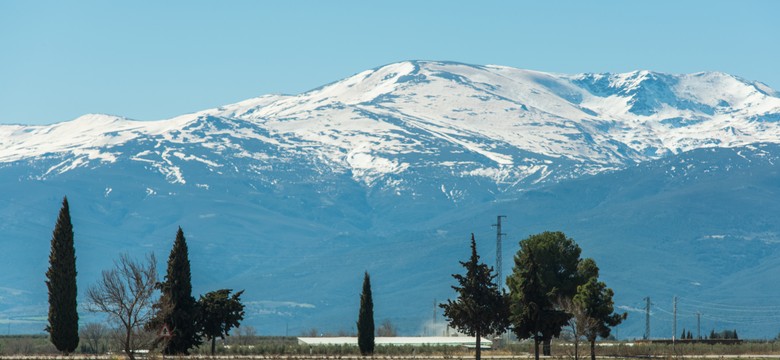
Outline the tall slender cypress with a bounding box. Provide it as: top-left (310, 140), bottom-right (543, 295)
top-left (357, 272), bottom-right (375, 356)
top-left (45, 197), bottom-right (79, 354)
top-left (153, 227), bottom-right (201, 354)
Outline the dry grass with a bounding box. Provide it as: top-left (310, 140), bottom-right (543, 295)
top-left (3, 335), bottom-right (780, 359)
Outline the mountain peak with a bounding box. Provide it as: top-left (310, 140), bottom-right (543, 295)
top-left (1, 61), bottom-right (779, 189)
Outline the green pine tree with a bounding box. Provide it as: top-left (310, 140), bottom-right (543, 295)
top-left (45, 197), bottom-right (79, 354)
top-left (507, 231), bottom-right (584, 359)
top-left (441, 234), bottom-right (508, 360)
top-left (507, 247), bottom-right (549, 360)
top-left (357, 272), bottom-right (375, 356)
top-left (573, 277), bottom-right (625, 360)
top-left (197, 289), bottom-right (245, 355)
top-left (152, 227), bottom-right (201, 354)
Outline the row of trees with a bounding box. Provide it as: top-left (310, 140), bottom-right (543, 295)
top-left (45, 197), bottom-right (246, 359)
top-left (710, 329), bottom-right (739, 340)
top-left (441, 232), bottom-right (626, 360)
top-left (675, 328), bottom-right (739, 341)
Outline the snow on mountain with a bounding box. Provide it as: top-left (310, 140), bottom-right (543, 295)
top-left (2, 61), bottom-right (779, 192)
top-left (3, 61), bottom-right (780, 337)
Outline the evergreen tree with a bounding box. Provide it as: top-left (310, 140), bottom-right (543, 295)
top-left (197, 289), bottom-right (245, 356)
top-left (45, 197), bottom-right (79, 354)
top-left (357, 272), bottom-right (375, 356)
top-left (573, 277), bottom-right (625, 360)
top-left (440, 234), bottom-right (509, 360)
top-left (507, 231), bottom-right (583, 358)
top-left (151, 227), bottom-right (201, 354)
top-left (507, 247), bottom-right (550, 360)
top-left (681, 328), bottom-right (686, 340)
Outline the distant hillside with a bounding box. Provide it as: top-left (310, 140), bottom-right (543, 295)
top-left (1, 61), bottom-right (779, 338)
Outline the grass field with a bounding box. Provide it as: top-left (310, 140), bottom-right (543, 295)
top-left (4, 335), bottom-right (780, 359)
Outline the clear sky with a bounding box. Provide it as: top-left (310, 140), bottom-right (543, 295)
top-left (1, 0), bottom-right (778, 125)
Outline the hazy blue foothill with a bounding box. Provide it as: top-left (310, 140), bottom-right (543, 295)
top-left (3, 143), bottom-right (779, 338)
top-left (0, 61), bottom-right (779, 339)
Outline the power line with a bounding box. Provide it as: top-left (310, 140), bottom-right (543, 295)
top-left (677, 297), bottom-right (780, 312)
top-left (653, 305), bottom-right (695, 318)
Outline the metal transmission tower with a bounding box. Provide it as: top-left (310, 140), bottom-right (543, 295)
top-left (697, 312), bottom-right (701, 339)
top-left (644, 297), bottom-right (652, 340)
top-left (492, 215), bottom-right (507, 289)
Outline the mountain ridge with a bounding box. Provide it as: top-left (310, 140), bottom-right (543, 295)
top-left (4, 61), bottom-right (779, 171)
top-left (2, 61), bottom-right (780, 338)
top-left (2, 61), bottom-right (779, 201)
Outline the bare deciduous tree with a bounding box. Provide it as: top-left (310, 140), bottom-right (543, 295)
top-left (558, 297), bottom-right (598, 360)
top-left (234, 325), bottom-right (257, 346)
top-left (376, 319), bottom-right (398, 337)
top-left (86, 253), bottom-right (158, 360)
top-left (80, 322), bottom-right (108, 354)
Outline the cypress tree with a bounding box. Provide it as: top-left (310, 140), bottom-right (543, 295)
top-left (357, 272), bottom-right (375, 356)
top-left (45, 197), bottom-right (79, 354)
top-left (153, 227), bottom-right (201, 354)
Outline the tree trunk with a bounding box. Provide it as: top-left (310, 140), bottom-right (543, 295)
top-left (543, 338), bottom-right (551, 356)
top-left (533, 337), bottom-right (540, 360)
top-left (574, 338), bottom-right (579, 360)
top-left (125, 328), bottom-right (135, 360)
top-left (475, 329), bottom-right (481, 360)
top-left (211, 337), bottom-right (216, 356)
top-left (590, 339), bottom-right (596, 360)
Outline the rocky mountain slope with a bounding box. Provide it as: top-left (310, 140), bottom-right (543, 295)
top-left (1, 61), bottom-right (779, 338)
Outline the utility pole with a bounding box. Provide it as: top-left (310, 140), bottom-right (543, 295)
top-left (697, 312), bottom-right (701, 340)
top-left (644, 297), bottom-right (651, 340)
top-left (673, 296), bottom-right (678, 343)
top-left (433, 298), bottom-right (437, 336)
top-left (492, 215), bottom-right (507, 290)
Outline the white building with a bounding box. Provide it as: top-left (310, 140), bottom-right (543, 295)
top-left (297, 336), bottom-right (492, 349)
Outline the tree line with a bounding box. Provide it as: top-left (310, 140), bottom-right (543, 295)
top-left (440, 232), bottom-right (626, 360)
top-left (45, 197), bottom-right (245, 359)
top-left (44, 196), bottom-right (621, 360)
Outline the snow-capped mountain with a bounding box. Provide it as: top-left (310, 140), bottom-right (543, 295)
top-left (3, 61), bottom-right (779, 192)
top-left (1, 61), bottom-right (780, 338)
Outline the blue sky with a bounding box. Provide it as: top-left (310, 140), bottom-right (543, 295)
top-left (1, 0), bottom-right (778, 125)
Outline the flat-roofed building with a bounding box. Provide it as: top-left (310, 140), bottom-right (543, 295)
top-left (297, 336), bottom-right (492, 349)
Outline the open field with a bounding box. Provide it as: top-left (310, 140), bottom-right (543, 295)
top-left (5, 356), bottom-right (780, 360)
top-left (5, 335), bottom-right (780, 359)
